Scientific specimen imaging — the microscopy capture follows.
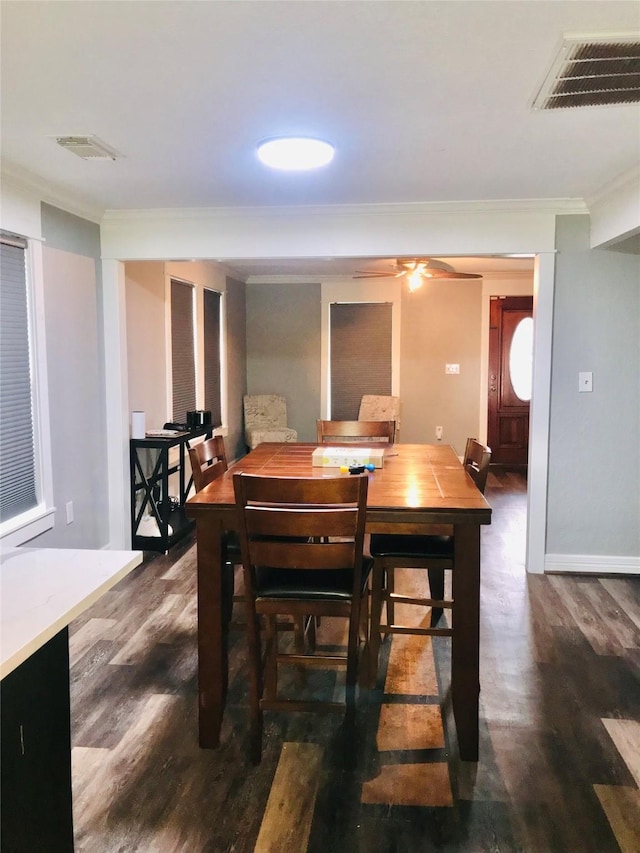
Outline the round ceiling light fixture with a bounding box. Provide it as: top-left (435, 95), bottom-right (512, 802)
top-left (256, 136), bottom-right (335, 171)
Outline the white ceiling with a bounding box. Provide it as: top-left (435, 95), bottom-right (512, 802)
top-left (1, 0), bottom-right (638, 277)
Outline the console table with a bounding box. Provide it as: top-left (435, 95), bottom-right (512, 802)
top-left (1, 546), bottom-right (142, 851)
top-left (130, 427), bottom-right (211, 552)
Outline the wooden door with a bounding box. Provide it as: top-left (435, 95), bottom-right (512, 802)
top-left (488, 296), bottom-right (533, 465)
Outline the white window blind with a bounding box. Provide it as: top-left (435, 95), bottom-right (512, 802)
top-left (330, 302), bottom-right (392, 419)
top-left (171, 279), bottom-right (196, 423)
top-left (203, 288), bottom-right (222, 427)
top-left (0, 235), bottom-right (38, 522)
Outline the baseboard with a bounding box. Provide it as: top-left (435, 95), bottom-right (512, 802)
top-left (545, 553), bottom-right (640, 576)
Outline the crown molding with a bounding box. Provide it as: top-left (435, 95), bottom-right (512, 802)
top-left (1, 162), bottom-right (105, 224)
top-left (102, 197), bottom-right (588, 222)
top-left (243, 269), bottom-right (535, 285)
top-left (586, 165), bottom-right (640, 208)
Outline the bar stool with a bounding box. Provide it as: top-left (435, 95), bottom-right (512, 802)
top-left (368, 438), bottom-right (491, 683)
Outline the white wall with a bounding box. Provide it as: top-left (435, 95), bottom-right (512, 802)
top-left (546, 215), bottom-right (640, 573)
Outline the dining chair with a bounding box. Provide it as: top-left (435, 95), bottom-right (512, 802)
top-left (233, 472), bottom-right (371, 763)
top-left (188, 434), bottom-right (228, 492)
top-left (368, 438), bottom-right (491, 684)
top-left (189, 437), bottom-right (308, 644)
top-left (188, 436), bottom-right (241, 625)
top-left (243, 394), bottom-right (297, 450)
top-left (316, 419), bottom-right (396, 444)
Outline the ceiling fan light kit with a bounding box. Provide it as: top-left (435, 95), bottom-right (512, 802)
top-left (354, 258), bottom-right (482, 290)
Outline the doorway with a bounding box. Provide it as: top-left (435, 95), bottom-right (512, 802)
top-left (487, 295), bottom-right (534, 465)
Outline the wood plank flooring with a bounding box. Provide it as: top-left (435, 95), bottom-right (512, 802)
top-left (69, 469), bottom-right (640, 852)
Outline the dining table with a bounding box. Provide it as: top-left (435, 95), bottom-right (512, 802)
top-left (185, 441), bottom-right (492, 761)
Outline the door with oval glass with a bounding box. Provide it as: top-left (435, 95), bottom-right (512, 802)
top-left (488, 296), bottom-right (533, 465)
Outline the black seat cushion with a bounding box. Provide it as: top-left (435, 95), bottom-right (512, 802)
top-left (369, 534), bottom-right (453, 559)
top-left (254, 556), bottom-right (373, 601)
top-left (222, 530), bottom-right (241, 558)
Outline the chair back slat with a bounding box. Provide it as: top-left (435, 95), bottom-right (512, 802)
top-left (245, 505), bottom-right (359, 538)
top-left (249, 540), bottom-right (357, 571)
top-left (316, 419), bottom-right (395, 444)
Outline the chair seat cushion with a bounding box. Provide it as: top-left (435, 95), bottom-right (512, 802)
top-left (255, 557), bottom-right (373, 601)
top-left (369, 534), bottom-right (453, 559)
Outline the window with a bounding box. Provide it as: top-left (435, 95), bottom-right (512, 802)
top-left (0, 232), bottom-right (53, 543)
top-left (509, 316), bottom-right (534, 402)
top-left (203, 288), bottom-right (222, 427)
top-left (170, 278), bottom-right (196, 423)
top-left (330, 302), bottom-right (392, 419)
top-left (1, 235), bottom-right (37, 522)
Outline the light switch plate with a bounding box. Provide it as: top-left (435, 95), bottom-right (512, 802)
top-left (579, 371), bottom-right (593, 393)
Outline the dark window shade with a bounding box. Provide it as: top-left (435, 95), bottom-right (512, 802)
top-left (0, 236), bottom-right (38, 522)
top-left (330, 302), bottom-right (392, 419)
top-left (171, 279), bottom-right (196, 423)
top-left (203, 288), bottom-right (222, 426)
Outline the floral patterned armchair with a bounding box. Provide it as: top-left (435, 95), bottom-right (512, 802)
top-left (358, 395), bottom-right (401, 440)
top-left (243, 394), bottom-right (298, 450)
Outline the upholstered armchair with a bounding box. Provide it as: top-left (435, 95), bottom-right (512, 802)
top-left (243, 394), bottom-right (298, 450)
top-left (358, 395), bottom-right (401, 439)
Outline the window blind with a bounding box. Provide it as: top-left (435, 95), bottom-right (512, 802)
top-left (203, 288), bottom-right (222, 427)
top-left (330, 302), bottom-right (392, 419)
top-left (171, 279), bottom-right (196, 423)
top-left (0, 236), bottom-right (38, 522)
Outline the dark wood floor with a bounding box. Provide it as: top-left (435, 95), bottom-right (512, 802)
top-left (69, 469), bottom-right (640, 852)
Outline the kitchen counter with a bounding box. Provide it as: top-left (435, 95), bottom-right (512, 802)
top-left (1, 545), bottom-right (142, 851)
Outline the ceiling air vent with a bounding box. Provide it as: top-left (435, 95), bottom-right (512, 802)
top-left (532, 34), bottom-right (640, 110)
top-left (54, 135), bottom-right (121, 160)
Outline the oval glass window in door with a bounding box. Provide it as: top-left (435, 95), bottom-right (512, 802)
top-left (509, 317), bottom-right (533, 401)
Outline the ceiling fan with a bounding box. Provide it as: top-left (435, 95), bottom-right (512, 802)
top-left (353, 258), bottom-right (482, 291)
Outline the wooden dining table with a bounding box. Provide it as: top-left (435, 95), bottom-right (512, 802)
top-left (185, 441), bottom-right (492, 761)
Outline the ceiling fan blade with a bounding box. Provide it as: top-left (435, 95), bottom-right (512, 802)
top-left (353, 270), bottom-right (396, 278)
top-left (425, 268), bottom-right (482, 279)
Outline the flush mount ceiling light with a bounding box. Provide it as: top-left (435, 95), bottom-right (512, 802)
top-left (256, 137), bottom-right (335, 170)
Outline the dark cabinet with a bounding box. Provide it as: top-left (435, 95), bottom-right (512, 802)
top-left (130, 428), bottom-right (210, 552)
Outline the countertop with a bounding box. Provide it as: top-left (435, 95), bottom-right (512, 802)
top-left (1, 546), bottom-right (142, 679)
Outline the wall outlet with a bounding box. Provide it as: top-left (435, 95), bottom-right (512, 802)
top-left (435, 425), bottom-right (443, 440)
top-left (445, 363), bottom-right (460, 374)
top-left (65, 501), bottom-right (74, 524)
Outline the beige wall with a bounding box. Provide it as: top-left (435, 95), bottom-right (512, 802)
top-left (399, 278), bottom-right (483, 454)
top-left (125, 261), bottom-right (168, 432)
top-left (124, 260), bottom-right (247, 459)
top-left (247, 275), bottom-right (534, 457)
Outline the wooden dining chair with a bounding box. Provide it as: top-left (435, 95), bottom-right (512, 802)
top-left (188, 437), bottom-right (308, 643)
top-left (188, 436), bottom-right (241, 625)
top-left (233, 472), bottom-right (371, 763)
top-left (188, 434), bottom-right (229, 492)
top-left (368, 438), bottom-right (491, 684)
top-left (316, 419), bottom-right (396, 444)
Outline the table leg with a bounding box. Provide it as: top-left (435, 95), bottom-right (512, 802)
top-left (196, 519), bottom-right (227, 748)
top-left (452, 523), bottom-right (481, 761)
